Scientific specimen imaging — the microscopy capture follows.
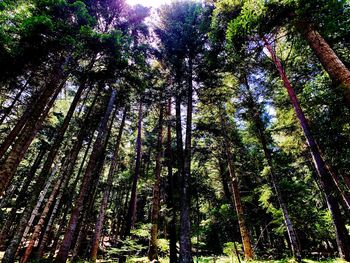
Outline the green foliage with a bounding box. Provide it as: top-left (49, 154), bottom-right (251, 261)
top-left (223, 242), bottom-right (242, 262)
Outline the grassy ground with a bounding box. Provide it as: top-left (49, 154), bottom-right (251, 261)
top-left (126, 256), bottom-right (347, 263)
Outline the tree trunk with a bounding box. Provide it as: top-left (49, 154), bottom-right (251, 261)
top-left (0, 76), bottom-right (66, 196)
top-left (243, 77), bottom-right (301, 261)
top-left (264, 37), bottom-right (350, 261)
top-left (54, 89), bottom-right (116, 263)
top-left (73, 135), bottom-right (111, 262)
top-left (218, 158), bottom-right (233, 203)
top-left (0, 92), bottom-right (100, 263)
top-left (36, 189), bottom-right (63, 259)
top-left (226, 150), bottom-right (254, 260)
top-left (91, 107), bottom-right (127, 262)
top-left (296, 21), bottom-right (350, 105)
top-left (180, 58), bottom-right (193, 263)
top-left (123, 100), bottom-right (143, 238)
top-left (148, 103), bottom-right (164, 261)
top-left (1, 166), bottom-right (57, 263)
top-left (20, 166), bottom-right (58, 248)
top-left (219, 109), bottom-right (254, 260)
top-left (166, 98), bottom-right (178, 263)
top-left (20, 165), bottom-right (68, 262)
top-left (0, 142), bottom-right (48, 249)
top-left (30, 74), bottom-right (90, 193)
top-left (0, 58), bottom-right (68, 161)
top-left (0, 77), bottom-right (29, 126)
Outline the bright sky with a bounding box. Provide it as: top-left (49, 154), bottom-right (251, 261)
top-left (126, 0), bottom-right (173, 8)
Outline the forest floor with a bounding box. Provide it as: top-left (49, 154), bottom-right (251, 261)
top-left (126, 257), bottom-right (347, 263)
top-left (0, 252), bottom-right (345, 263)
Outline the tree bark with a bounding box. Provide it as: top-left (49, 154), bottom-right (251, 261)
top-left (123, 100), bottom-right (143, 238)
top-left (0, 57), bottom-right (68, 161)
top-left (264, 37), bottom-right (350, 261)
top-left (1, 166), bottom-right (57, 263)
top-left (166, 98), bottom-right (178, 263)
top-left (0, 89), bottom-right (100, 263)
top-left (219, 109), bottom-right (254, 260)
top-left (90, 107), bottom-right (127, 262)
top-left (0, 77), bottom-right (29, 126)
top-left (296, 21), bottom-right (350, 105)
top-left (0, 75), bottom-right (66, 196)
top-left (0, 142), bottom-right (48, 249)
top-left (54, 89), bottom-right (116, 263)
top-left (148, 103), bottom-right (164, 261)
top-left (243, 76), bottom-right (301, 261)
top-left (20, 164), bottom-right (69, 263)
top-left (180, 58), bottom-right (193, 263)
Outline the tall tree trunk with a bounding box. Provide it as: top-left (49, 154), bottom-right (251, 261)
top-left (180, 58), bottom-right (193, 263)
top-left (90, 107), bottom-right (127, 262)
top-left (54, 89), bottom-right (116, 263)
top-left (0, 142), bottom-right (48, 248)
top-left (148, 103), bottom-right (164, 261)
top-left (296, 22), bottom-right (350, 105)
top-left (243, 77), bottom-right (301, 261)
top-left (264, 38), bottom-right (350, 261)
top-left (0, 58), bottom-right (68, 161)
top-left (1, 165), bottom-right (57, 263)
top-left (73, 133), bottom-right (111, 262)
top-left (0, 76), bottom-right (66, 196)
top-left (123, 100), bottom-right (143, 238)
top-left (226, 149), bottom-right (253, 260)
top-left (218, 158), bottom-right (233, 203)
top-left (0, 91), bottom-right (100, 263)
top-left (49, 204), bottom-right (69, 258)
top-left (21, 164), bottom-right (69, 262)
top-left (36, 189), bottom-right (64, 259)
top-left (36, 132), bottom-right (94, 259)
top-left (166, 98), bottom-right (178, 263)
top-left (0, 77), bottom-right (29, 126)
top-left (219, 110), bottom-right (254, 260)
top-left (29, 75), bottom-right (91, 192)
top-left (20, 166), bottom-right (59, 249)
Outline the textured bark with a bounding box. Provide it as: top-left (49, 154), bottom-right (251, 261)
top-left (0, 78), bottom-right (29, 126)
top-left (296, 21), bottom-right (350, 105)
top-left (148, 104), bottom-right (164, 261)
top-left (35, 93), bottom-right (99, 258)
top-left (219, 108), bottom-right (253, 260)
top-left (91, 107), bottom-right (127, 262)
top-left (0, 122), bottom-right (95, 263)
top-left (124, 100), bottom-right (143, 238)
top-left (218, 158), bottom-right (233, 203)
top-left (20, 166), bottom-right (58, 248)
top-left (0, 142), bottom-right (48, 248)
top-left (0, 75), bottom-right (66, 196)
top-left (54, 89), bottom-right (116, 263)
top-left (1, 166), bottom-right (57, 263)
top-left (0, 87), bottom-right (43, 159)
top-left (243, 78), bottom-right (301, 261)
top-left (30, 75), bottom-right (90, 196)
top-left (73, 135), bottom-right (111, 262)
top-left (180, 58), bottom-right (193, 263)
top-left (166, 98), bottom-right (178, 263)
top-left (21, 166), bottom-right (67, 263)
top-left (36, 190), bottom-right (63, 259)
top-left (0, 58), bottom-right (68, 161)
top-left (227, 151), bottom-right (253, 260)
top-left (49, 204), bottom-right (69, 258)
top-left (264, 38), bottom-right (350, 261)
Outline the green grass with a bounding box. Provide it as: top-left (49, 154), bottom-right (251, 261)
top-left (125, 257), bottom-right (347, 263)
